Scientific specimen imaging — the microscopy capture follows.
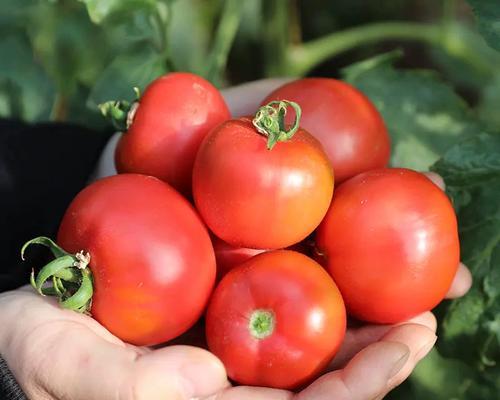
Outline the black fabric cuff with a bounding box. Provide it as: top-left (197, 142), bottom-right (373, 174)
top-left (0, 356), bottom-right (27, 400)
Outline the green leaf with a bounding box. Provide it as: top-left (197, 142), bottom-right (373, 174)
top-left (466, 0), bottom-right (500, 52)
top-left (343, 54), bottom-right (481, 170)
top-left (431, 132), bottom-right (500, 370)
top-left (477, 73), bottom-right (500, 133)
top-left (27, 1), bottom-right (109, 94)
top-left (405, 349), bottom-right (496, 400)
top-left (0, 35), bottom-right (53, 121)
top-left (78, 0), bottom-right (157, 24)
top-left (87, 47), bottom-right (167, 109)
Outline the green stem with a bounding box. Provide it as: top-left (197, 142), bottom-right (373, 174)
top-left (98, 87), bottom-right (141, 131)
top-left (153, 0), bottom-right (175, 71)
top-left (285, 22), bottom-right (444, 76)
top-left (50, 92), bottom-right (68, 121)
top-left (262, 0), bottom-right (291, 77)
top-left (205, 0), bottom-right (244, 84)
top-left (253, 100), bottom-right (302, 150)
top-left (23, 236), bottom-right (94, 314)
top-left (442, 0), bottom-right (458, 25)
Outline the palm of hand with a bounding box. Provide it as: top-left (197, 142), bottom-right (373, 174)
top-left (0, 272), bottom-right (468, 400)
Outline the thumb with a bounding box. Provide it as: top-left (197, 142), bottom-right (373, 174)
top-left (1, 290), bottom-right (228, 400)
top-left (50, 336), bottom-right (228, 400)
top-left (58, 337), bottom-right (229, 400)
top-left (125, 345), bottom-right (229, 399)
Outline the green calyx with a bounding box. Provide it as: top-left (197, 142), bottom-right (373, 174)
top-left (22, 237), bottom-right (93, 314)
top-left (98, 87), bottom-right (141, 131)
top-left (249, 309), bottom-right (275, 339)
top-left (252, 100), bottom-right (302, 150)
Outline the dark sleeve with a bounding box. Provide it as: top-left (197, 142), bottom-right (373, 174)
top-left (0, 357), bottom-right (26, 400)
top-left (0, 119), bottom-right (113, 293)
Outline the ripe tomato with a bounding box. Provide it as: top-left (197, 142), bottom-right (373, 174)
top-left (192, 103), bottom-right (334, 249)
top-left (316, 168), bottom-right (460, 323)
top-left (115, 72), bottom-right (230, 195)
top-left (56, 174), bottom-right (216, 345)
top-left (206, 250), bottom-right (346, 389)
top-left (262, 78), bottom-right (390, 183)
top-left (213, 237), bottom-right (266, 281)
top-left (213, 237), bottom-right (315, 281)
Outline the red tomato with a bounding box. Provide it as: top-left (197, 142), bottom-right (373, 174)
top-left (262, 78), bottom-right (390, 183)
top-left (115, 72), bottom-right (230, 195)
top-left (206, 250), bottom-right (346, 389)
top-left (213, 238), bottom-right (314, 281)
top-left (213, 237), bottom-right (266, 281)
top-left (316, 168), bottom-right (460, 323)
top-left (192, 116), bottom-right (334, 249)
top-left (57, 174), bottom-right (216, 345)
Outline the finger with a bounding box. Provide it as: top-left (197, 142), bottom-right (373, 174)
top-left (19, 327), bottom-right (228, 400)
top-left (299, 323), bottom-right (435, 400)
top-left (124, 345), bottom-right (229, 399)
top-left (1, 291), bottom-right (229, 400)
top-left (330, 312), bottom-right (436, 369)
top-left (207, 386), bottom-right (293, 400)
top-left (380, 323), bottom-right (437, 391)
top-left (221, 78), bottom-right (292, 117)
top-left (423, 172), bottom-right (445, 190)
top-left (296, 341), bottom-right (410, 400)
top-left (445, 262), bottom-right (472, 299)
top-left (93, 131), bottom-right (120, 180)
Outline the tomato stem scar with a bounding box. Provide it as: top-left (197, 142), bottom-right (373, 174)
top-left (249, 309), bottom-right (276, 339)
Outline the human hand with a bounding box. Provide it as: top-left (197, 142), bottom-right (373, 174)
top-left (0, 79), bottom-right (472, 400)
top-left (0, 260), bottom-right (470, 400)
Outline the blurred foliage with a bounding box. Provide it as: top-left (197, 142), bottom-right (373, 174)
top-left (466, 0), bottom-right (500, 52)
top-left (1, 0), bottom-right (500, 398)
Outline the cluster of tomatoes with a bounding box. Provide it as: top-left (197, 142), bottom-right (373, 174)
top-left (26, 72), bottom-right (460, 390)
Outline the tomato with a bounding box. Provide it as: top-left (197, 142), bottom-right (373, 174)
top-left (55, 174), bottom-right (215, 345)
top-left (213, 237), bottom-right (266, 281)
top-left (213, 237), bottom-right (315, 281)
top-left (262, 78), bottom-right (390, 183)
top-left (192, 102), bottom-right (334, 249)
top-left (206, 250), bottom-right (346, 389)
top-left (115, 72), bottom-right (230, 195)
top-left (316, 168), bottom-right (460, 323)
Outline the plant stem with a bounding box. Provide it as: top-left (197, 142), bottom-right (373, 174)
top-left (205, 0), bottom-right (244, 85)
top-left (285, 22), bottom-right (444, 76)
top-left (154, 0), bottom-right (175, 71)
top-left (262, 0), bottom-right (291, 77)
top-left (50, 92), bottom-right (68, 121)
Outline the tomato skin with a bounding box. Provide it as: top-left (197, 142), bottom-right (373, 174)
top-left (262, 78), bottom-right (390, 183)
top-left (213, 238), bottom-right (314, 281)
top-left (115, 72), bottom-right (230, 195)
top-left (316, 168), bottom-right (460, 323)
top-left (192, 117), bottom-right (334, 249)
top-left (57, 174), bottom-right (216, 346)
top-left (206, 250), bottom-right (346, 389)
top-left (213, 237), bottom-right (266, 281)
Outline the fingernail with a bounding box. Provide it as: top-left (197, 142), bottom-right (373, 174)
top-left (388, 348), bottom-right (410, 379)
top-left (415, 335), bottom-right (437, 361)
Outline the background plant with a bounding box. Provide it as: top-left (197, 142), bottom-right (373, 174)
top-left (1, 0), bottom-right (499, 398)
